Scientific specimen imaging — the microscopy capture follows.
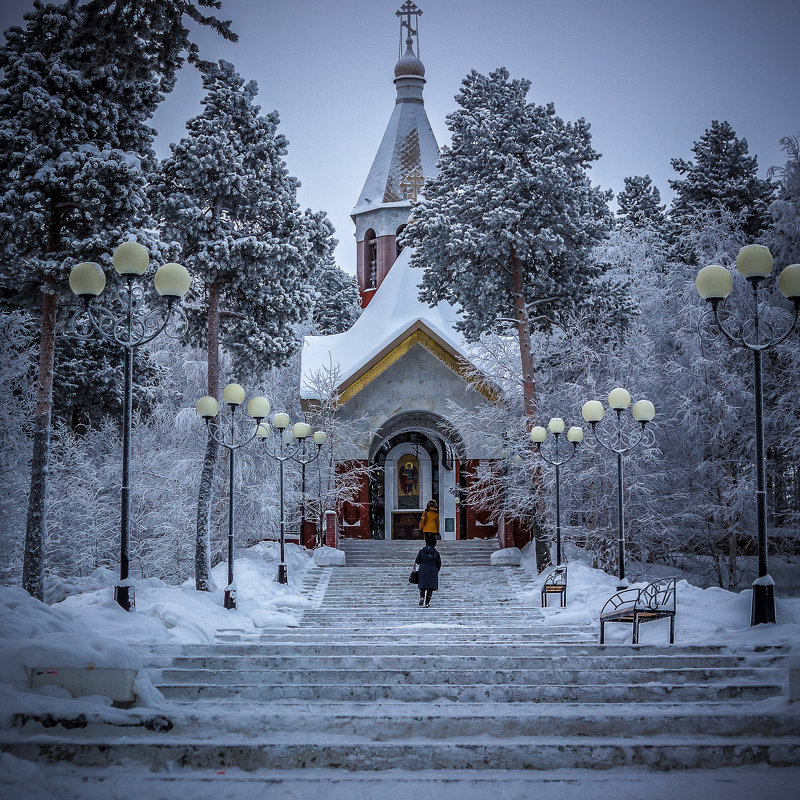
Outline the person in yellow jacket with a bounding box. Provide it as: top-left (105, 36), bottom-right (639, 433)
top-left (418, 499), bottom-right (439, 538)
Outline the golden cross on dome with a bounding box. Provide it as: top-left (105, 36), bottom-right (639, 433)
top-left (400, 169), bottom-right (425, 201)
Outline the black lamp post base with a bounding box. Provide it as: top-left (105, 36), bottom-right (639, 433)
top-left (751, 582), bottom-right (776, 626)
top-left (277, 563), bottom-right (288, 584)
top-left (114, 584), bottom-right (134, 612)
top-left (223, 589), bottom-right (237, 610)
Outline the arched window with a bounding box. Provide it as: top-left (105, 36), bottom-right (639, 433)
top-left (365, 229), bottom-right (377, 288)
top-left (396, 224), bottom-right (407, 258)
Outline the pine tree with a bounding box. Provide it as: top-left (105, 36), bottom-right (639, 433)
top-left (154, 60), bottom-right (334, 590)
top-left (0, 0), bottom-right (234, 600)
top-left (616, 175), bottom-right (667, 232)
top-left (402, 67), bottom-right (614, 568)
top-left (669, 120), bottom-right (775, 263)
top-left (0, 2), bottom-right (152, 600)
top-left (311, 255), bottom-right (361, 334)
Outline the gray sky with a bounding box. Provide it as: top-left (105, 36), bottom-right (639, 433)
top-left (2, 0), bottom-right (798, 272)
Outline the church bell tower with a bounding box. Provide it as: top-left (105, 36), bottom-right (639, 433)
top-left (352, 2), bottom-right (439, 307)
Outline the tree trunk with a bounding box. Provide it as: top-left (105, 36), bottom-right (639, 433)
top-left (510, 250), bottom-right (550, 571)
top-left (195, 280), bottom-right (221, 591)
top-left (23, 283), bottom-right (58, 600)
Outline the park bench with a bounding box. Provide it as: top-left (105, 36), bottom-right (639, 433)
top-left (599, 577), bottom-right (676, 644)
top-left (541, 565), bottom-right (567, 608)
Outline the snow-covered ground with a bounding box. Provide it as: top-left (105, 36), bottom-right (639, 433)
top-left (0, 542), bottom-right (313, 727)
top-left (518, 543), bottom-right (800, 648)
top-left (3, 540), bottom-right (799, 727)
top-left (2, 541), bottom-right (799, 800)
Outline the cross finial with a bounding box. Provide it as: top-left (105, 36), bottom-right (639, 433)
top-left (400, 169), bottom-right (425, 202)
top-left (396, 2), bottom-right (422, 56)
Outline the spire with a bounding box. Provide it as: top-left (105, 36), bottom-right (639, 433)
top-left (353, 4), bottom-right (437, 216)
top-left (351, 4), bottom-right (438, 304)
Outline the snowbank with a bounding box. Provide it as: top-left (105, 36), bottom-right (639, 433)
top-left (520, 543), bottom-right (800, 648)
top-left (0, 542), bottom-right (313, 727)
top-left (491, 547), bottom-right (521, 566)
top-left (314, 546), bottom-right (346, 566)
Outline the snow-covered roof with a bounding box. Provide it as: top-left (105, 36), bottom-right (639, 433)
top-left (300, 248), bottom-right (474, 401)
top-left (351, 82), bottom-right (439, 217)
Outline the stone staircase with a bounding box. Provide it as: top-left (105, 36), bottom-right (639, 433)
top-left (339, 536), bottom-right (500, 566)
top-left (3, 542), bottom-right (799, 795)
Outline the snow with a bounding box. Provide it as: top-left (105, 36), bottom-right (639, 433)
top-left (0, 542), bottom-right (313, 726)
top-left (2, 540), bottom-right (800, 797)
top-left (2, 762), bottom-right (799, 800)
top-left (753, 574), bottom-right (775, 586)
top-left (300, 247), bottom-right (473, 399)
top-left (519, 543), bottom-right (800, 647)
top-left (313, 545), bottom-right (346, 566)
top-left (491, 547), bottom-right (522, 566)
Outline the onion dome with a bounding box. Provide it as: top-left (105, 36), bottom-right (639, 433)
top-left (395, 37), bottom-right (425, 78)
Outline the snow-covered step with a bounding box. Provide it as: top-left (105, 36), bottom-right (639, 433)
top-left (155, 681), bottom-right (783, 703)
top-left (152, 664), bottom-right (785, 684)
top-left (147, 652), bottom-right (790, 670)
top-left (6, 735), bottom-right (800, 772)
top-left (150, 642), bottom-right (790, 657)
top-left (72, 702), bottom-right (799, 739)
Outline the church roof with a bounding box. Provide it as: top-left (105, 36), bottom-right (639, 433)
top-left (351, 68), bottom-right (439, 216)
top-left (300, 248), bottom-right (490, 403)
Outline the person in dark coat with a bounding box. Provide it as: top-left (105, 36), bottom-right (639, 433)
top-left (415, 533), bottom-right (441, 607)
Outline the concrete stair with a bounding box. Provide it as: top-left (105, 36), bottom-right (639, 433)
top-left (3, 541), bottom-right (798, 793)
top-left (340, 536), bottom-right (500, 566)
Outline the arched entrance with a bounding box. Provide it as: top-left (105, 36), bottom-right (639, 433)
top-left (368, 411), bottom-right (466, 540)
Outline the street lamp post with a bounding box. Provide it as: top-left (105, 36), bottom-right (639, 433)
top-left (529, 418), bottom-right (584, 566)
top-left (297, 429), bottom-right (328, 548)
top-left (695, 244), bottom-right (800, 625)
top-left (196, 385), bottom-right (269, 610)
top-left (67, 244), bottom-right (191, 611)
top-left (258, 417), bottom-right (326, 583)
top-left (581, 389), bottom-right (656, 589)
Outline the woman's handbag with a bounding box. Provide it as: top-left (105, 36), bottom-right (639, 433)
top-left (408, 567), bottom-right (419, 584)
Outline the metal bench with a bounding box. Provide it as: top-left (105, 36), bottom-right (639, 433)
top-left (541, 565), bottom-right (567, 608)
top-left (599, 577), bottom-right (676, 644)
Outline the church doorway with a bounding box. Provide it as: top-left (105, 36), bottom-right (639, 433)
top-left (368, 412), bottom-right (464, 540)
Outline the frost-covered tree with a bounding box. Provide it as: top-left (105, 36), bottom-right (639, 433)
top-left (0, 2), bottom-right (151, 600)
top-left (763, 135), bottom-right (800, 535)
top-left (0, 312), bottom-right (36, 585)
top-left (669, 120), bottom-right (774, 263)
top-left (0, 0), bottom-right (234, 600)
top-left (767, 135), bottom-right (800, 265)
top-left (616, 175), bottom-right (667, 233)
top-left (302, 363), bottom-right (374, 542)
top-left (154, 60), bottom-right (334, 590)
top-left (311, 255), bottom-right (361, 334)
top-left (402, 67), bottom-right (614, 567)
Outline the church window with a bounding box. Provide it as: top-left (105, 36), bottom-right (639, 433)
top-left (396, 224), bottom-right (407, 257)
top-left (365, 229), bottom-right (377, 288)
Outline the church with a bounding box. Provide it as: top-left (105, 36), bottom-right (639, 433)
top-left (301, 3), bottom-right (516, 545)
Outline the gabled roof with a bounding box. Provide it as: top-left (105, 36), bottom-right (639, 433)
top-left (300, 248), bottom-right (495, 404)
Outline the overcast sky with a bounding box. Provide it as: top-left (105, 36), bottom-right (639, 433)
top-left (2, 0), bottom-right (798, 272)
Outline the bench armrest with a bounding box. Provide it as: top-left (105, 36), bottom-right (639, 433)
top-left (600, 587), bottom-right (640, 616)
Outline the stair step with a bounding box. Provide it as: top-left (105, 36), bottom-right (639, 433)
top-left (155, 682), bottom-right (782, 703)
top-left (6, 736), bottom-right (799, 772)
